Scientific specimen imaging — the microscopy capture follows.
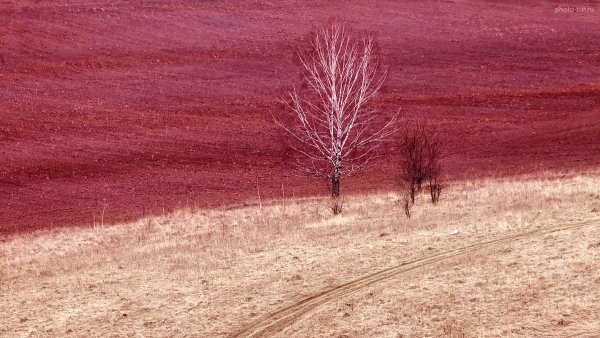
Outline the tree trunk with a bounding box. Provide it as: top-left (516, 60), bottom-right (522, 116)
top-left (330, 175), bottom-right (342, 214)
top-left (331, 175), bottom-right (340, 198)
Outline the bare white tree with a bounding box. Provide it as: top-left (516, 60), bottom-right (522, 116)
top-left (278, 20), bottom-right (397, 200)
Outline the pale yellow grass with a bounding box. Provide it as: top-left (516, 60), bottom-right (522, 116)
top-left (1, 171), bottom-right (600, 337)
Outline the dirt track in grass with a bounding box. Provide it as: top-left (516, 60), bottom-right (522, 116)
top-left (232, 220), bottom-right (595, 337)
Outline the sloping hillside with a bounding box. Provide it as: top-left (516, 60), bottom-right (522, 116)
top-left (1, 1), bottom-right (599, 232)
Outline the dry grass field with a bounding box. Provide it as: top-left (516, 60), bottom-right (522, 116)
top-left (1, 171), bottom-right (600, 337)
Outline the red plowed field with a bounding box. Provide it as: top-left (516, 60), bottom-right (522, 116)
top-left (1, 1), bottom-right (599, 234)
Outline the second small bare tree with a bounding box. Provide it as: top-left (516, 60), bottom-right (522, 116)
top-left (277, 20), bottom-right (397, 212)
top-left (399, 121), bottom-right (443, 217)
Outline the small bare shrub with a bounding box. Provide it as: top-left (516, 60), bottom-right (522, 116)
top-left (399, 121), bottom-right (444, 214)
top-left (425, 133), bottom-right (443, 204)
top-left (402, 189), bottom-right (413, 218)
top-left (330, 196), bottom-right (343, 215)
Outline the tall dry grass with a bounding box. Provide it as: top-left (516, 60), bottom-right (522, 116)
top-left (1, 170), bottom-right (600, 337)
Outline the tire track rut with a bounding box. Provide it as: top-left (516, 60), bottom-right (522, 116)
top-left (232, 220), bottom-right (597, 337)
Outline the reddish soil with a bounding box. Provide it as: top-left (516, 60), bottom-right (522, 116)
top-left (1, 1), bottom-right (599, 234)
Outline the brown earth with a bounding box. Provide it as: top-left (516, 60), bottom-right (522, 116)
top-left (1, 0), bottom-right (599, 234)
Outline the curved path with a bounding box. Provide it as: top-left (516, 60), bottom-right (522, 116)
top-left (232, 220), bottom-right (596, 337)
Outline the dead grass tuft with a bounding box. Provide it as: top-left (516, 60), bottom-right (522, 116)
top-left (588, 242), bottom-right (600, 249)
